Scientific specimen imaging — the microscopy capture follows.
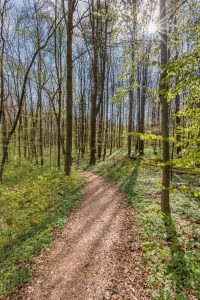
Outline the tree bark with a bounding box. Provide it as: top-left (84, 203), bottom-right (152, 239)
top-left (159, 0), bottom-right (171, 214)
top-left (64, 0), bottom-right (75, 175)
top-left (139, 64), bottom-right (147, 155)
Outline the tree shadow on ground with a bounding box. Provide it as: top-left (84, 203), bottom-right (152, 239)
top-left (119, 159), bottom-right (140, 206)
top-left (117, 158), bottom-right (199, 298)
top-left (163, 215), bottom-right (198, 298)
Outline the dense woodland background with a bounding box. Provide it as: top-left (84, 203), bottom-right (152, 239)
top-left (0, 0), bottom-right (200, 298)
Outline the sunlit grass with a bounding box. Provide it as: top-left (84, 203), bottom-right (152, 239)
top-left (0, 161), bottom-right (85, 295)
top-left (92, 149), bottom-right (200, 299)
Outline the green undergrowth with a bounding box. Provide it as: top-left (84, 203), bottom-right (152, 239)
top-left (92, 149), bottom-right (200, 300)
top-left (0, 161), bottom-right (85, 296)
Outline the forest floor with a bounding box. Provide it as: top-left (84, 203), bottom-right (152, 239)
top-left (89, 150), bottom-right (200, 299)
top-left (4, 171), bottom-right (152, 300)
top-left (0, 163), bottom-right (85, 297)
top-left (1, 150), bottom-right (200, 299)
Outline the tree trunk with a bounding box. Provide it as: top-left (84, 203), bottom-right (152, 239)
top-left (139, 64), bottom-right (147, 155)
top-left (64, 0), bottom-right (74, 175)
top-left (89, 1), bottom-right (99, 165)
top-left (90, 77), bottom-right (98, 165)
top-left (159, 0), bottom-right (170, 214)
top-left (136, 65), bottom-right (141, 151)
top-left (128, 87), bottom-right (133, 157)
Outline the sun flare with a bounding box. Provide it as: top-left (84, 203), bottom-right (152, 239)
top-left (148, 22), bottom-right (158, 34)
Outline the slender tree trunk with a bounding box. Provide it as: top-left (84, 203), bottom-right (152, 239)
top-left (23, 96), bottom-right (28, 158)
top-left (89, 1), bottom-right (99, 166)
top-left (103, 69), bottom-right (109, 160)
top-left (139, 64), bottom-right (147, 155)
top-left (90, 73), bottom-right (98, 165)
top-left (18, 116), bottom-right (22, 160)
top-left (97, 102), bottom-right (104, 161)
top-left (159, 0), bottom-right (170, 214)
top-left (0, 111), bottom-right (8, 181)
top-left (39, 81), bottom-right (44, 166)
top-left (136, 65), bottom-right (141, 151)
top-left (118, 103), bottom-right (122, 148)
top-left (64, 0), bottom-right (74, 175)
top-left (110, 103), bottom-right (114, 155)
top-left (128, 86), bottom-right (133, 157)
top-left (97, 56), bottom-right (106, 161)
top-left (175, 93), bottom-right (181, 156)
top-left (80, 93), bottom-right (85, 157)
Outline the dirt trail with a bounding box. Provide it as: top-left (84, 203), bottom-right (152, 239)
top-left (8, 172), bottom-right (152, 300)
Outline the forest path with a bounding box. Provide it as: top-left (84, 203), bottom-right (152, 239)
top-left (9, 172), bottom-right (151, 300)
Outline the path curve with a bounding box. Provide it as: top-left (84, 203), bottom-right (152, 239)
top-left (7, 172), bottom-right (152, 300)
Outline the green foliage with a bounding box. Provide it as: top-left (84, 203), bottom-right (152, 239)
top-left (111, 82), bottom-right (140, 104)
top-left (112, 87), bottom-right (129, 104)
top-left (0, 162), bottom-right (85, 295)
top-left (166, 26), bottom-right (200, 168)
top-left (92, 149), bottom-right (200, 299)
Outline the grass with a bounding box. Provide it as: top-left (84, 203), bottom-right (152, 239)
top-left (91, 149), bottom-right (200, 300)
top-left (0, 160), bottom-right (85, 296)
